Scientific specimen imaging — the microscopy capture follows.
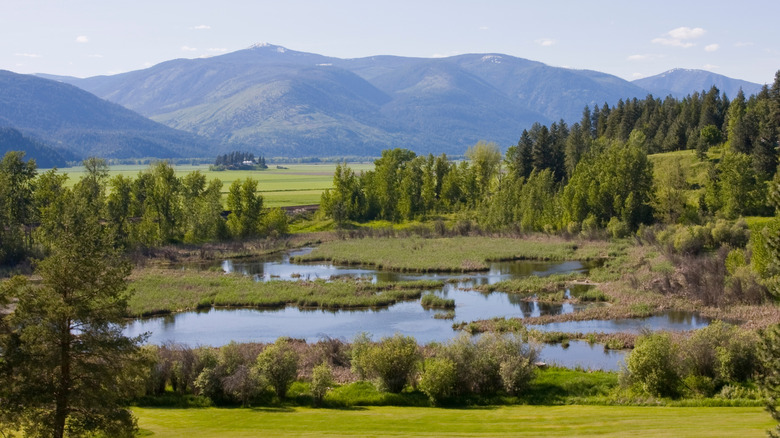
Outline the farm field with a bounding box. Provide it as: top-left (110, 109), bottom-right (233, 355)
top-left (44, 163), bottom-right (375, 208)
top-left (132, 405), bottom-right (774, 437)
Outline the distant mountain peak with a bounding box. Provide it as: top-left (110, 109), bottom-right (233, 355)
top-left (481, 55), bottom-right (503, 64)
top-left (633, 68), bottom-right (762, 98)
top-left (247, 42), bottom-right (287, 53)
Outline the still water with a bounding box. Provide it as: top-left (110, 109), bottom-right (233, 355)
top-left (125, 249), bottom-right (706, 370)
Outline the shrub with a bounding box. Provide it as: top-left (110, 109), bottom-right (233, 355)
top-left (607, 217), bottom-right (630, 239)
top-left (255, 338), bottom-right (300, 400)
top-left (580, 215), bottom-right (600, 239)
top-left (261, 207), bottom-right (289, 236)
top-left (672, 225), bottom-right (709, 254)
top-left (710, 219), bottom-right (749, 248)
top-left (351, 334), bottom-right (421, 393)
top-left (418, 357), bottom-right (457, 404)
top-left (192, 343), bottom-right (262, 405)
top-left (566, 221), bottom-right (581, 236)
top-left (499, 354), bottom-right (536, 395)
top-left (624, 332), bottom-right (681, 397)
top-left (310, 362), bottom-right (334, 407)
top-left (436, 333), bottom-right (537, 396)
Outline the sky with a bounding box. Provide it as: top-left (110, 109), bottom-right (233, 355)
top-left (2, 0), bottom-right (778, 84)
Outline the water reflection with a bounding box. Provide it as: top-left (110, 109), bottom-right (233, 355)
top-left (128, 249), bottom-right (705, 370)
top-left (527, 311), bottom-right (712, 334)
top-left (539, 341), bottom-right (627, 371)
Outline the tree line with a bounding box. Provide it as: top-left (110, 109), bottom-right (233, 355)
top-left (322, 71), bottom-right (780, 233)
top-left (0, 153), bottom-right (288, 265)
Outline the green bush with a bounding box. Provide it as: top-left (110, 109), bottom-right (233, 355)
top-left (709, 219), bottom-right (749, 248)
top-left (624, 332), bottom-right (681, 397)
top-left (418, 357), bottom-right (457, 404)
top-left (607, 217), bottom-right (630, 239)
top-left (261, 207), bottom-right (289, 236)
top-left (436, 333), bottom-right (538, 396)
top-left (672, 225), bottom-right (710, 254)
top-left (499, 354), bottom-right (536, 395)
top-left (351, 334), bottom-right (421, 393)
top-left (310, 362), bottom-right (334, 407)
top-left (255, 338), bottom-right (299, 400)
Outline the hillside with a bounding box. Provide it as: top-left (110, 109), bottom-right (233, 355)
top-left (632, 69), bottom-right (763, 99)
top-left (39, 45), bottom-right (764, 158)
top-left (0, 70), bottom-right (218, 159)
top-left (51, 45), bottom-right (652, 156)
top-left (0, 127), bottom-right (77, 168)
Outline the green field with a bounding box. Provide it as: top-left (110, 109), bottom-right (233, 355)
top-left (132, 405), bottom-right (774, 437)
top-left (44, 163), bottom-right (374, 208)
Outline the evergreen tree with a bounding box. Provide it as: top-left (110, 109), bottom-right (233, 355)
top-left (0, 187), bottom-right (145, 437)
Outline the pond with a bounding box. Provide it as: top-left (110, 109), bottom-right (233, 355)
top-left (125, 249), bottom-right (704, 370)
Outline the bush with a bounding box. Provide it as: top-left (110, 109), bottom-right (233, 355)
top-left (499, 354), bottom-right (536, 395)
top-left (310, 362), bottom-right (334, 407)
top-left (255, 338), bottom-right (299, 400)
top-left (351, 334), bottom-right (421, 393)
top-left (607, 217), bottom-right (630, 239)
top-left (710, 219), bottom-right (749, 248)
top-left (261, 207), bottom-right (289, 236)
top-left (436, 333), bottom-right (537, 396)
top-left (418, 357), bottom-right (457, 404)
top-left (672, 225), bottom-right (709, 254)
top-left (192, 343), bottom-right (261, 405)
top-left (624, 332), bottom-right (681, 397)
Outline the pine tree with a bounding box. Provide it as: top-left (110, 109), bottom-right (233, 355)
top-left (0, 187), bottom-right (145, 438)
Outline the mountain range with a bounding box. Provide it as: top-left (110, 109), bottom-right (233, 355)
top-left (0, 69), bottom-right (216, 162)
top-left (3, 44), bottom-right (765, 160)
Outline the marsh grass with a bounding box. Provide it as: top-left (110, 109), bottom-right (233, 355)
top-left (127, 268), bottom-right (443, 316)
top-left (420, 293), bottom-right (455, 309)
top-left (294, 236), bottom-right (611, 272)
top-left (433, 310), bottom-right (456, 320)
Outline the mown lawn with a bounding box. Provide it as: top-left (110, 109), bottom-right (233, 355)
top-left (133, 405), bottom-right (774, 437)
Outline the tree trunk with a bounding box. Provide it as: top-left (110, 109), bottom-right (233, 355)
top-left (53, 320), bottom-right (71, 438)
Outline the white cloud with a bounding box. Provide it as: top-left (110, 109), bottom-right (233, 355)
top-left (14, 53), bottom-right (41, 58)
top-left (652, 27), bottom-right (705, 48)
top-left (632, 72), bottom-right (645, 79)
top-left (652, 37), bottom-right (695, 48)
top-left (191, 25), bottom-right (211, 30)
top-left (181, 45), bottom-right (198, 52)
top-left (704, 44), bottom-right (719, 52)
top-left (668, 27), bottom-right (705, 40)
top-left (535, 38), bottom-right (556, 47)
top-left (478, 26), bottom-right (489, 31)
top-left (627, 54), bottom-right (663, 62)
top-left (703, 64), bottom-right (719, 70)
top-left (76, 35), bottom-right (89, 43)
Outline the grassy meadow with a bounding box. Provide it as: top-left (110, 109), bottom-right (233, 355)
top-left (45, 163), bottom-right (374, 208)
top-left (132, 405), bottom-right (774, 437)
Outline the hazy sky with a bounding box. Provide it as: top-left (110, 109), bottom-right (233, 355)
top-left (2, 0), bottom-right (778, 84)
